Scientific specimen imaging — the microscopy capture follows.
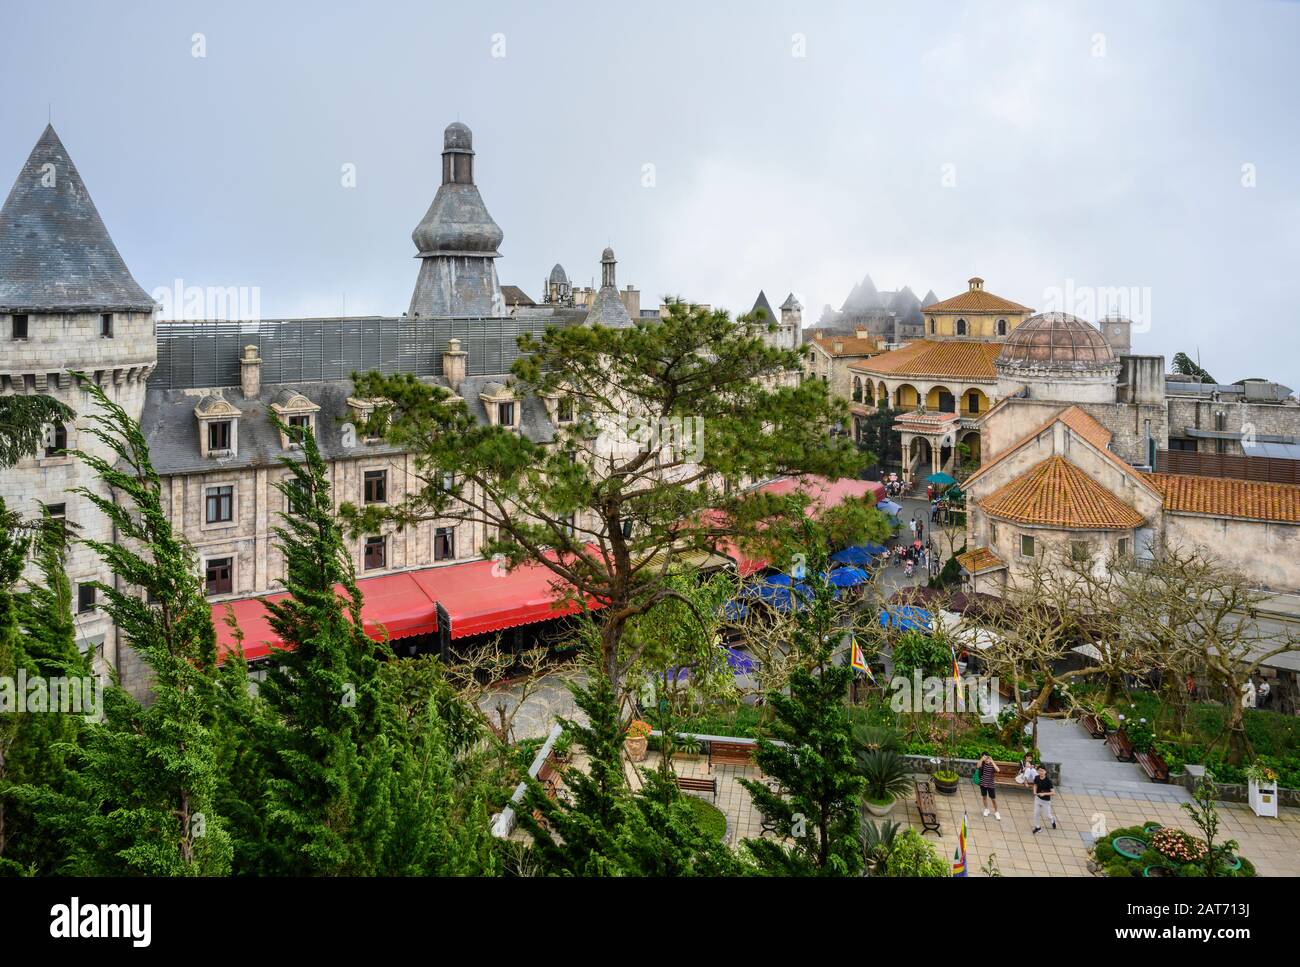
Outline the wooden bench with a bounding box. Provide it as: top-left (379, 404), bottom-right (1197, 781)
top-left (675, 775), bottom-right (719, 802)
top-left (988, 761), bottom-right (1034, 789)
top-left (532, 756), bottom-right (564, 829)
top-left (1135, 749), bottom-right (1170, 783)
top-left (1106, 729), bottom-right (1135, 762)
top-left (1079, 713), bottom-right (1106, 739)
top-left (709, 740), bottom-right (755, 769)
top-left (914, 780), bottom-right (941, 834)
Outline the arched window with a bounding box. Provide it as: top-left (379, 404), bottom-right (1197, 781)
top-left (997, 318), bottom-right (1007, 336)
top-left (853, 376), bottom-right (863, 402)
top-left (956, 319), bottom-right (967, 336)
top-left (928, 317), bottom-right (936, 334)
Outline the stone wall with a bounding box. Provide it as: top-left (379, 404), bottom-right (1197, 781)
top-left (1166, 397), bottom-right (1300, 454)
top-left (1162, 511), bottom-right (1300, 592)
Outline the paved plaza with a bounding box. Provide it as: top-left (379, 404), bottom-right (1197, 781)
top-left (630, 748), bottom-right (1300, 877)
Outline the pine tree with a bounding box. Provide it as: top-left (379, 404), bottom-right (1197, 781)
top-left (739, 552), bottom-right (866, 876)
top-left (40, 379), bottom-right (232, 875)
top-left (256, 420), bottom-right (397, 875)
top-left (0, 500), bottom-right (29, 869)
top-left (0, 510), bottom-right (91, 872)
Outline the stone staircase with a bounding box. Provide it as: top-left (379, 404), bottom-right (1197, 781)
top-left (1036, 718), bottom-right (1191, 804)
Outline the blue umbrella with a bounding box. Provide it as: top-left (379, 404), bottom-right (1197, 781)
top-left (724, 646), bottom-right (756, 674)
top-left (877, 499), bottom-right (903, 517)
top-left (831, 544), bottom-right (888, 567)
top-left (826, 566), bottom-right (870, 588)
top-left (764, 572), bottom-right (797, 586)
top-left (722, 599), bottom-right (750, 622)
top-left (878, 605), bottom-right (933, 632)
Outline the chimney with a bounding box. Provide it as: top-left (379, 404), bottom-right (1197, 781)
top-left (240, 344), bottom-right (262, 399)
top-left (855, 327), bottom-right (869, 340)
top-left (443, 337), bottom-right (468, 394)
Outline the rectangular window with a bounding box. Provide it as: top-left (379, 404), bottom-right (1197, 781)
top-left (1168, 437), bottom-right (1197, 452)
top-left (967, 392), bottom-right (980, 414)
top-left (557, 396), bottom-right (574, 423)
top-left (1070, 540), bottom-right (1090, 564)
top-left (288, 414), bottom-right (312, 443)
top-left (77, 583), bottom-right (97, 614)
top-left (12, 314), bottom-right (28, 340)
top-left (205, 557), bottom-right (233, 595)
top-left (208, 420), bottom-right (231, 452)
top-left (434, 527), bottom-right (455, 562)
top-left (498, 401), bottom-right (515, 427)
top-left (206, 485), bottom-right (234, 524)
top-left (364, 469), bottom-right (387, 504)
top-left (1118, 537), bottom-right (1131, 557)
top-left (439, 471), bottom-right (456, 492)
top-left (100, 313), bottom-right (114, 338)
top-left (1020, 535), bottom-right (1036, 559)
top-left (45, 422), bottom-right (67, 458)
top-left (364, 535), bottom-right (387, 570)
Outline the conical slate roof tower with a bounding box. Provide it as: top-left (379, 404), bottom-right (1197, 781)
top-left (0, 124), bottom-right (154, 312)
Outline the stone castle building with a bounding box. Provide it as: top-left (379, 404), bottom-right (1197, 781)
top-left (1, 121), bottom-right (800, 692)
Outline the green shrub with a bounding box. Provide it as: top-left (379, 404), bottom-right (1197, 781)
top-left (1178, 864), bottom-right (1204, 877)
top-left (1093, 841), bottom-right (1116, 864)
top-left (1106, 862), bottom-right (1133, 877)
top-left (683, 796), bottom-right (727, 841)
top-left (885, 829), bottom-right (950, 877)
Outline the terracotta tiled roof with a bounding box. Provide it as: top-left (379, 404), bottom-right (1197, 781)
top-left (849, 340), bottom-right (1003, 381)
top-left (922, 288), bottom-right (1032, 315)
top-left (1145, 473), bottom-right (1300, 524)
top-left (810, 334), bottom-right (882, 357)
top-left (964, 404), bottom-right (1138, 491)
top-left (957, 546), bottom-right (1006, 574)
top-left (980, 456), bottom-right (1145, 530)
top-left (894, 410), bottom-right (960, 431)
top-left (1058, 405), bottom-right (1113, 451)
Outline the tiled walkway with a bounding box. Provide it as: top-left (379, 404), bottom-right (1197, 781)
top-left (637, 750), bottom-right (1300, 876)
top-left (1037, 718), bottom-right (1191, 803)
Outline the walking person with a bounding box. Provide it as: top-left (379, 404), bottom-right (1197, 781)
top-left (976, 752), bottom-right (1001, 820)
top-left (1031, 764), bottom-right (1057, 833)
top-left (916, 520), bottom-right (924, 543)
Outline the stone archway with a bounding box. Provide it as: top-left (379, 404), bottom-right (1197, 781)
top-left (959, 429), bottom-right (982, 469)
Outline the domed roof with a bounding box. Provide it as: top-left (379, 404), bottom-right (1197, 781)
top-left (998, 312), bottom-right (1115, 369)
top-left (444, 122), bottom-right (473, 151)
top-left (601, 246), bottom-right (615, 262)
top-left (549, 263), bottom-right (568, 284)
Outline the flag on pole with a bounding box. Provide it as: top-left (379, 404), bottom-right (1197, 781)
top-left (950, 643), bottom-right (965, 711)
top-left (850, 637), bottom-right (874, 684)
top-left (952, 812), bottom-right (969, 877)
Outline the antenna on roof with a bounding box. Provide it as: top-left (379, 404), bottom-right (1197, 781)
top-left (342, 292), bottom-right (347, 317)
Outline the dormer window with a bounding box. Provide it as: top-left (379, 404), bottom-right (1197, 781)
top-left (347, 397), bottom-right (387, 443)
top-left (270, 388), bottom-right (321, 449)
top-left (195, 394), bottom-right (241, 458)
top-left (208, 421), bottom-right (231, 452)
top-left (480, 381), bottom-right (519, 430)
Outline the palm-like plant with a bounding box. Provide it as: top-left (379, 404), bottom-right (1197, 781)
top-left (861, 818), bottom-right (901, 876)
top-left (858, 748), bottom-right (914, 805)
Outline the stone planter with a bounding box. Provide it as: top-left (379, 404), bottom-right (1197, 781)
top-left (864, 798), bottom-right (897, 817)
top-left (624, 735), bottom-right (648, 762)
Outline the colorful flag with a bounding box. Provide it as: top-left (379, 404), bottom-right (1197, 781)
top-left (952, 812), bottom-right (968, 877)
top-left (850, 637), bottom-right (868, 673)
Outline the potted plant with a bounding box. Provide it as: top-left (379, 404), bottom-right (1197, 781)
top-left (552, 730), bottom-right (574, 765)
top-left (932, 768), bottom-right (960, 796)
top-left (860, 749), bottom-right (913, 816)
top-left (1246, 762), bottom-right (1278, 818)
top-left (624, 719), bottom-right (652, 762)
top-left (671, 734), bottom-right (704, 762)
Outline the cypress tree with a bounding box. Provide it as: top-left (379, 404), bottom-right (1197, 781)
top-left (256, 421), bottom-right (396, 875)
top-left (40, 379), bottom-right (233, 875)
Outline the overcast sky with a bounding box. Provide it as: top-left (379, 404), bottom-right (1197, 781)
top-left (3, 0), bottom-right (1298, 387)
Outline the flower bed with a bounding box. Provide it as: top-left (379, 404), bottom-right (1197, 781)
top-left (1092, 825), bottom-right (1255, 878)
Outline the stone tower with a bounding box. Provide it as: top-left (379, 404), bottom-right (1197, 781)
top-left (408, 122), bottom-right (506, 318)
top-left (780, 292), bottom-right (803, 348)
top-left (0, 124), bottom-right (157, 675)
top-left (583, 247), bottom-right (633, 328)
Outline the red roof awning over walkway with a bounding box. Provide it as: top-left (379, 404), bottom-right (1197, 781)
top-left (214, 557), bottom-right (600, 664)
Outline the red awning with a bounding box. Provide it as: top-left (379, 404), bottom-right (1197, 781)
top-left (214, 557), bottom-right (600, 663)
top-left (409, 556), bottom-right (602, 640)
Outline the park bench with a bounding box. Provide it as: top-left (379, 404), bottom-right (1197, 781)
top-left (1106, 729), bottom-right (1135, 762)
top-left (988, 761), bottom-right (1034, 789)
top-left (1079, 713), bottom-right (1106, 739)
top-left (1135, 749), bottom-right (1170, 783)
top-left (531, 756), bottom-right (564, 829)
top-left (709, 740), bottom-right (756, 769)
top-left (674, 774), bottom-right (719, 802)
top-left (913, 780), bottom-right (941, 835)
